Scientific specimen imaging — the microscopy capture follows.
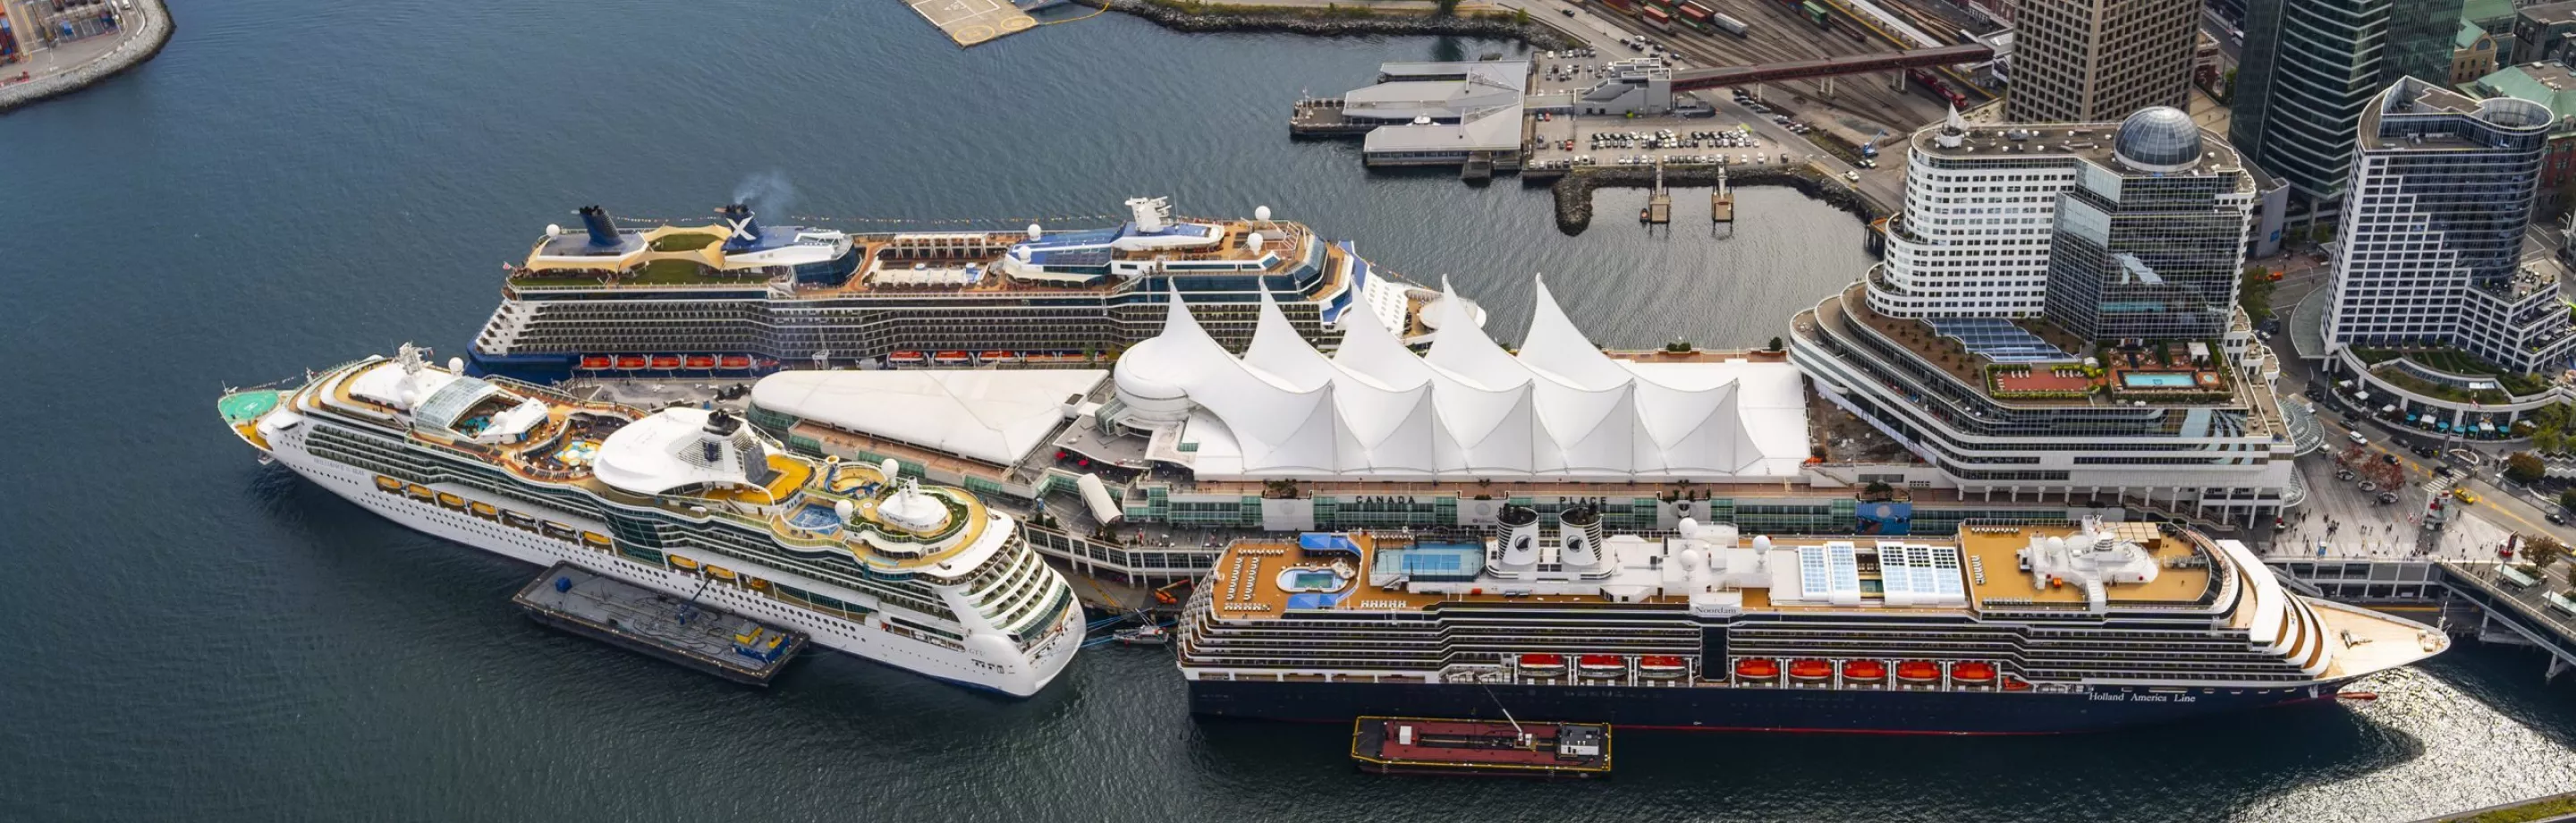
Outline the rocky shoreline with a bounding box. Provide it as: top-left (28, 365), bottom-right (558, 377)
top-left (1071, 0), bottom-right (1584, 50)
top-left (1546, 166), bottom-right (1882, 233)
top-left (0, 0), bottom-right (173, 115)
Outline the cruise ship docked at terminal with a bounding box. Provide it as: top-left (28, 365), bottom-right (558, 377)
top-left (465, 196), bottom-right (1473, 383)
top-left (216, 345), bottom-right (1084, 696)
top-left (1178, 516), bottom-right (2448, 734)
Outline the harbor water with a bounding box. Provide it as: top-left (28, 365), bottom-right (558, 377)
top-left (3, 0), bottom-right (2574, 819)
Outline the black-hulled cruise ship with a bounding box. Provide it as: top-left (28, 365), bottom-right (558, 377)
top-left (465, 196), bottom-right (1469, 383)
top-left (1177, 513), bottom-right (2445, 734)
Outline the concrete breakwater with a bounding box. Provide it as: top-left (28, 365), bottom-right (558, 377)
top-left (0, 0), bottom-right (173, 115)
top-left (1073, 0), bottom-right (1583, 50)
top-left (1548, 166), bottom-right (1883, 234)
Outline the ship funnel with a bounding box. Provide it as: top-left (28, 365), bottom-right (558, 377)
top-left (1558, 506), bottom-right (1606, 574)
top-left (579, 205), bottom-right (620, 248)
top-left (1495, 505), bottom-right (1541, 576)
top-left (718, 203), bottom-right (765, 252)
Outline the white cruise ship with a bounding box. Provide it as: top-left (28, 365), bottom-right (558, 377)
top-left (218, 344), bottom-right (1083, 696)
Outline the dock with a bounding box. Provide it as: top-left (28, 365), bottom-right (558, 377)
top-left (902, 0), bottom-right (1038, 47)
top-left (1352, 717), bottom-right (1612, 778)
top-left (1643, 163), bottom-right (1671, 225)
top-left (513, 564), bottom-right (806, 685)
top-left (1712, 169), bottom-right (1735, 222)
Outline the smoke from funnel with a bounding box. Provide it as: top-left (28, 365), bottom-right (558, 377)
top-left (731, 170), bottom-right (796, 218)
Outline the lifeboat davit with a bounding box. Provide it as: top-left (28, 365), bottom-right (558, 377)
top-left (1841, 659), bottom-right (1888, 682)
top-left (615, 355), bottom-right (648, 369)
top-left (1576, 655), bottom-right (1626, 678)
top-left (1518, 653), bottom-right (1567, 675)
top-left (1637, 656), bottom-right (1689, 679)
top-left (684, 355), bottom-right (716, 369)
top-left (1950, 661), bottom-right (1998, 683)
top-left (1733, 658), bottom-right (1780, 680)
top-left (718, 355), bottom-right (753, 369)
top-left (2002, 676), bottom-right (2032, 692)
top-left (649, 355), bottom-right (682, 369)
top-left (1895, 661), bottom-right (1941, 683)
top-left (579, 355), bottom-right (613, 369)
top-left (1787, 659), bottom-right (1833, 681)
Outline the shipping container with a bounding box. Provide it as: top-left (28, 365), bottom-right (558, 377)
top-left (1709, 11), bottom-right (1748, 35)
top-left (1801, 0), bottom-right (1828, 25)
top-left (1642, 4), bottom-right (1672, 28)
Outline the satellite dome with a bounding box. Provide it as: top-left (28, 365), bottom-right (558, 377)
top-left (2114, 106), bottom-right (2203, 172)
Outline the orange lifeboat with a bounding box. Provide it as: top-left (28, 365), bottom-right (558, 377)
top-left (978, 350), bottom-right (1014, 362)
top-left (1787, 659), bottom-right (1833, 681)
top-left (2002, 676), bottom-right (2033, 692)
top-left (684, 355), bottom-right (717, 369)
top-left (933, 351), bottom-right (970, 364)
top-left (649, 355), bottom-right (682, 369)
top-left (1895, 661), bottom-right (1941, 683)
top-left (1576, 655), bottom-right (1626, 678)
top-left (1733, 658), bottom-right (1780, 680)
top-left (718, 355), bottom-right (753, 369)
top-left (579, 355), bottom-right (613, 369)
top-left (1518, 653), bottom-right (1567, 675)
top-left (615, 355), bottom-right (648, 369)
top-left (1951, 661), bottom-right (1998, 683)
top-left (1841, 659), bottom-right (1888, 682)
top-left (1637, 656), bottom-right (1689, 679)
top-left (889, 351), bottom-right (926, 363)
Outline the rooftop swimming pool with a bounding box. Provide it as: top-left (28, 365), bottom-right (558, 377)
top-left (2122, 372), bottom-right (2199, 388)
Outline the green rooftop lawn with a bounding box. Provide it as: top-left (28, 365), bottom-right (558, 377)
top-left (649, 232), bottom-right (723, 252)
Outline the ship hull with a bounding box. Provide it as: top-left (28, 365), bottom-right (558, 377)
top-left (259, 422), bottom-right (1082, 696)
top-left (1189, 677), bottom-right (2351, 734)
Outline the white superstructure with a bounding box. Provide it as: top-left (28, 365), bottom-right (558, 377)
top-left (220, 345), bottom-right (1084, 696)
top-left (1109, 276), bottom-right (1809, 481)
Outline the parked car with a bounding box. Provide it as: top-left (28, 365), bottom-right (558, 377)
top-left (2412, 445), bottom-right (2439, 458)
top-left (2550, 511), bottom-right (2568, 525)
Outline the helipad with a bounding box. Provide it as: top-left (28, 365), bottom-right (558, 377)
top-left (907, 0), bottom-right (1038, 47)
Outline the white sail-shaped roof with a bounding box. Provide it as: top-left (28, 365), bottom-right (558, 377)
top-left (1109, 277), bottom-right (1808, 481)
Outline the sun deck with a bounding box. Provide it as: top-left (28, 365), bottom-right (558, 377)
top-left (1955, 523), bottom-right (2213, 608)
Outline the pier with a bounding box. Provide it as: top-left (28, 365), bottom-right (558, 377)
top-left (902, 0), bottom-right (1038, 47)
top-left (2266, 558), bottom-right (2576, 682)
top-left (1711, 169), bottom-right (1734, 223)
top-left (1643, 164), bottom-right (1671, 225)
top-left (513, 564), bottom-right (806, 685)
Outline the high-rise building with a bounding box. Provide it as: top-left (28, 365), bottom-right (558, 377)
top-left (2326, 78), bottom-right (2576, 375)
top-left (2229, 0), bottom-right (2464, 203)
top-left (1872, 107), bottom-right (2256, 339)
top-left (2006, 0), bottom-right (2200, 123)
top-left (1793, 107), bottom-right (2299, 525)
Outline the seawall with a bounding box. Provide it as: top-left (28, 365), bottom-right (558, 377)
top-left (1072, 0), bottom-right (1584, 50)
top-left (1549, 166), bottom-right (1883, 234)
top-left (0, 0), bottom-right (173, 115)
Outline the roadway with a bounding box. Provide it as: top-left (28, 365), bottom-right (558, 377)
top-left (2262, 260), bottom-right (2576, 555)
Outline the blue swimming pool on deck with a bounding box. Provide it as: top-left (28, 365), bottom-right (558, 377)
top-left (2122, 373), bottom-right (2197, 387)
top-left (787, 504), bottom-right (843, 530)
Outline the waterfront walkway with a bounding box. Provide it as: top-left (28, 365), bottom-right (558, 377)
top-left (0, 0), bottom-right (171, 113)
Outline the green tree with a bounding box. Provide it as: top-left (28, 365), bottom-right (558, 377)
top-left (1435, 0), bottom-right (1460, 15)
top-left (2216, 68), bottom-right (2236, 103)
top-left (1514, 6), bottom-right (1528, 23)
top-left (1767, 336), bottom-right (1785, 352)
top-left (1862, 480), bottom-right (1894, 500)
top-left (2523, 533), bottom-right (2570, 571)
top-left (2508, 451), bottom-right (2548, 485)
top-left (2560, 486), bottom-right (2576, 514)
